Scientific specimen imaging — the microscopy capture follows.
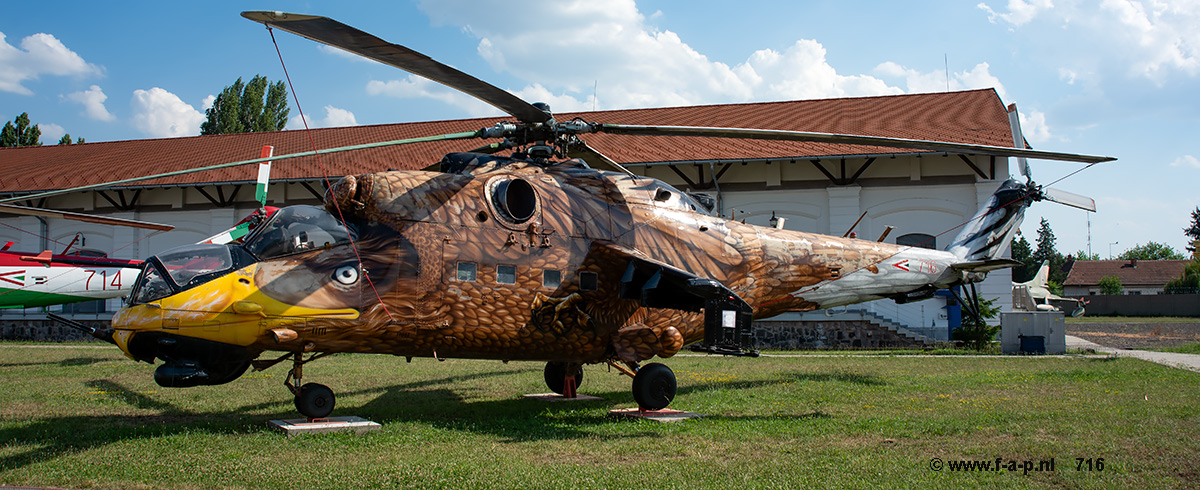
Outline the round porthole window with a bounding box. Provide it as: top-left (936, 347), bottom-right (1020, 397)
top-left (491, 177), bottom-right (537, 223)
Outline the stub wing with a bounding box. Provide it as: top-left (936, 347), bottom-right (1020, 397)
top-left (604, 243), bottom-right (743, 312)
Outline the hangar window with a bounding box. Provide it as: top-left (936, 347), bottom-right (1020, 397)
top-left (456, 262), bottom-right (477, 282)
top-left (896, 233), bottom-right (936, 250)
top-left (497, 264), bottom-right (516, 284)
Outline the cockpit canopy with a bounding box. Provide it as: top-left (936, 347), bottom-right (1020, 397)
top-left (242, 205), bottom-right (355, 260)
top-left (130, 243), bottom-right (239, 304)
top-left (129, 205), bottom-right (356, 304)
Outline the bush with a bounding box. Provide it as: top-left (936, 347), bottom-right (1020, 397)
top-left (952, 296), bottom-right (1000, 350)
top-left (1098, 275), bottom-right (1123, 295)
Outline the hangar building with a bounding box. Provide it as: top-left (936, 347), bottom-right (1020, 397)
top-left (1, 89), bottom-right (1025, 346)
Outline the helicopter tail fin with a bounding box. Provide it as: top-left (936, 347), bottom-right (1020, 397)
top-left (944, 179), bottom-right (1032, 262)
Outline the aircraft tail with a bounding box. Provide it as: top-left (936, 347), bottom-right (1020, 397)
top-left (945, 179), bottom-right (1034, 262)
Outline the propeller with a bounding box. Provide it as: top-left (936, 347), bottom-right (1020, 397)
top-left (244, 11), bottom-right (1115, 174)
top-left (1040, 186), bottom-right (1096, 212)
top-left (241, 11), bottom-right (553, 126)
top-left (1006, 104), bottom-right (1098, 213)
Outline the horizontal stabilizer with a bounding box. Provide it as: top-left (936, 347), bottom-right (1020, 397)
top-left (951, 258), bottom-right (1022, 273)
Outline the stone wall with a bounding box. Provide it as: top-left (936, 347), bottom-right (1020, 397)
top-left (753, 320), bottom-right (924, 349)
top-left (0, 319), bottom-right (106, 342)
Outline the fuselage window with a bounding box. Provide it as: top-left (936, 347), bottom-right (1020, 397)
top-left (497, 264), bottom-right (516, 284)
top-left (456, 262), bottom-right (477, 281)
top-left (579, 271), bottom-right (598, 291)
top-left (543, 270), bottom-right (561, 289)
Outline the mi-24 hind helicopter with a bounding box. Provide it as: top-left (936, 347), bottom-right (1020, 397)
top-left (30, 11), bottom-right (1113, 418)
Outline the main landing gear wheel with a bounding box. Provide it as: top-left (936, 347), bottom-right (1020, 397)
top-left (544, 362), bottom-right (583, 395)
top-left (294, 383), bottom-right (335, 419)
top-left (632, 362), bottom-right (676, 411)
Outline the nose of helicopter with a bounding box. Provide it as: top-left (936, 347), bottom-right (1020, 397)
top-left (110, 261), bottom-right (361, 359)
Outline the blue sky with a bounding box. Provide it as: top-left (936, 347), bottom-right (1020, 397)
top-left (2, 0), bottom-right (1198, 258)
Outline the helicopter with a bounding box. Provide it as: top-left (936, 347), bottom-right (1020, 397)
top-left (19, 11), bottom-right (1114, 418)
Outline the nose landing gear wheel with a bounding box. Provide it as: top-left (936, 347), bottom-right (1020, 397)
top-left (632, 362), bottom-right (676, 411)
top-left (294, 383), bottom-right (335, 419)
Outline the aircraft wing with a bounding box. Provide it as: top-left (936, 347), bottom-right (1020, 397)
top-left (951, 258), bottom-right (1022, 274)
top-left (602, 243), bottom-right (746, 312)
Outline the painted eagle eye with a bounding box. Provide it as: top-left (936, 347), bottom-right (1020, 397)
top-left (333, 265), bottom-right (360, 285)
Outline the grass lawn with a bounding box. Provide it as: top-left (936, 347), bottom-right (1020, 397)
top-left (1145, 343), bottom-right (1200, 355)
top-left (2, 343), bottom-right (1198, 489)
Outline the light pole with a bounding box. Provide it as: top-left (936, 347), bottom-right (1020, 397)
top-left (1109, 241), bottom-right (1119, 259)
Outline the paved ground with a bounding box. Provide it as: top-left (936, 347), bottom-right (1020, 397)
top-left (1066, 334), bottom-right (1200, 373)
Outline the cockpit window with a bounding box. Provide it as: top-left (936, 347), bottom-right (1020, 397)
top-left (242, 205), bottom-right (354, 260)
top-left (130, 243), bottom-right (234, 303)
top-left (158, 244), bottom-right (234, 287)
top-left (131, 263), bottom-right (171, 303)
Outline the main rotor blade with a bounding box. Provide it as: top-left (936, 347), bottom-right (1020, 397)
top-left (1041, 186), bottom-right (1097, 212)
top-left (0, 203), bottom-right (175, 231)
top-left (242, 11), bottom-right (552, 125)
top-left (0, 130), bottom-right (483, 205)
top-left (565, 140), bottom-right (636, 176)
top-left (594, 124), bottom-right (1116, 164)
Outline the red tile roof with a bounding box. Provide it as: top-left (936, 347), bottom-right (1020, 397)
top-left (0, 89), bottom-right (1013, 194)
top-left (1064, 259), bottom-right (1190, 287)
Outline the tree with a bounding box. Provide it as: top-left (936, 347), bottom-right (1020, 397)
top-left (1, 113), bottom-right (42, 147)
top-left (200, 75), bottom-right (289, 135)
top-left (1165, 260), bottom-right (1200, 294)
top-left (58, 134), bottom-right (84, 145)
top-left (1070, 250), bottom-right (1101, 261)
top-left (1185, 207), bottom-right (1200, 254)
top-left (1117, 242), bottom-right (1185, 261)
top-left (1010, 234), bottom-right (1035, 282)
top-left (1032, 218), bottom-right (1066, 285)
top-left (1098, 275), bottom-right (1123, 295)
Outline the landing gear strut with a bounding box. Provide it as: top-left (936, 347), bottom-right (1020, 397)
top-left (260, 351), bottom-right (335, 419)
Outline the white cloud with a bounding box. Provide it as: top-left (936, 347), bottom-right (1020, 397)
top-left (405, 0), bottom-right (905, 114)
top-left (1100, 0), bottom-right (1200, 78)
top-left (1170, 155), bottom-right (1200, 168)
top-left (39, 122), bottom-right (65, 144)
top-left (873, 61), bottom-right (1007, 99)
top-left (366, 76), bottom-right (501, 117)
top-left (286, 105), bottom-right (360, 130)
top-left (63, 85), bottom-right (114, 121)
top-left (201, 94), bottom-right (215, 111)
top-left (0, 31), bottom-right (102, 95)
top-left (977, 0), bottom-right (1055, 26)
top-left (1018, 109), bottom-right (1052, 143)
top-left (981, 0), bottom-right (1200, 82)
top-left (130, 87), bottom-right (205, 138)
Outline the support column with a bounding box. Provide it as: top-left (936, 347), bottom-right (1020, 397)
top-left (826, 185), bottom-right (861, 237)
